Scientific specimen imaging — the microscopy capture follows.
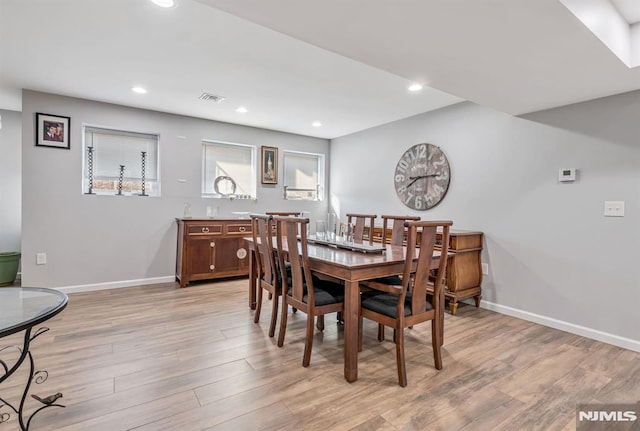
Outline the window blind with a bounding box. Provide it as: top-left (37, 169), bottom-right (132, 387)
top-left (202, 141), bottom-right (254, 196)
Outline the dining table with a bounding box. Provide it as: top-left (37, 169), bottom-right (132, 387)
top-left (245, 236), bottom-right (445, 383)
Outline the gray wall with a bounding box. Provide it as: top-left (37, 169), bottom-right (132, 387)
top-left (22, 90), bottom-right (329, 288)
top-left (0, 109), bottom-right (21, 254)
top-left (330, 96), bottom-right (640, 343)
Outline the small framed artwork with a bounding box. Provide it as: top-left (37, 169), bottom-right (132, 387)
top-left (261, 146), bottom-right (278, 184)
top-left (36, 112), bottom-right (71, 149)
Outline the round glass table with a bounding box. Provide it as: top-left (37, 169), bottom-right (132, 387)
top-left (0, 287), bottom-right (68, 430)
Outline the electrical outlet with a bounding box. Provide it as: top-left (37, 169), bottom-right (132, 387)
top-left (481, 263), bottom-right (489, 275)
top-left (36, 253), bottom-right (46, 265)
top-left (604, 201), bottom-right (625, 217)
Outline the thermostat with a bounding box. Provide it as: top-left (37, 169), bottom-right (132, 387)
top-left (558, 168), bottom-right (576, 182)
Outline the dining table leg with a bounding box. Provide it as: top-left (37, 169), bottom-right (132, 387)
top-left (248, 248), bottom-right (257, 310)
top-left (343, 280), bottom-right (359, 382)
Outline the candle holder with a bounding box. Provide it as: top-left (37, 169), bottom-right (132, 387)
top-left (117, 165), bottom-right (125, 196)
top-left (139, 151), bottom-right (148, 197)
top-left (85, 146), bottom-right (95, 194)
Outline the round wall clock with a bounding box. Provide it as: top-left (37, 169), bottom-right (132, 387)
top-left (394, 143), bottom-right (451, 210)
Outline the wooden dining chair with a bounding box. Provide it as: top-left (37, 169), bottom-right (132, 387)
top-left (261, 212), bottom-right (300, 300)
top-left (250, 214), bottom-right (283, 337)
top-left (358, 220), bottom-right (452, 387)
top-left (362, 214), bottom-right (422, 340)
top-left (273, 216), bottom-right (344, 367)
top-left (346, 213), bottom-right (377, 245)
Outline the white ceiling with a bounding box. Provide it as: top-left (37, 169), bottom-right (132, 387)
top-left (611, 0), bottom-right (640, 23)
top-left (3, 0), bottom-right (640, 139)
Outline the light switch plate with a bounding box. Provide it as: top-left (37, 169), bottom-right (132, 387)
top-left (481, 263), bottom-right (489, 275)
top-left (36, 252), bottom-right (47, 265)
top-left (604, 201), bottom-right (624, 217)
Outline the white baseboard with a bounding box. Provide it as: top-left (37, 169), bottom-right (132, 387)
top-left (479, 300), bottom-right (640, 353)
top-left (57, 276), bottom-right (176, 294)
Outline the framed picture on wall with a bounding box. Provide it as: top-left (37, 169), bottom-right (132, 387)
top-left (36, 112), bottom-right (71, 149)
top-left (261, 146), bottom-right (278, 184)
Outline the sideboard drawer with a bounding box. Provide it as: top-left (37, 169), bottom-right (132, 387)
top-left (225, 223), bottom-right (252, 235)
top-left (186, 223), bottom-right (223, 235)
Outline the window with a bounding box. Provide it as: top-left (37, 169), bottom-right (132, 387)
top-left (283, 151), bottom-right (324, 201)
top-left (202, 140), bottom-right (256, 198)
top-left (83, 126), bottom-right (160, 196)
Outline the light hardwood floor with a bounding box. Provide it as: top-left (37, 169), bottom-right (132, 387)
top-left (1, 279), bottom-right (638, 430)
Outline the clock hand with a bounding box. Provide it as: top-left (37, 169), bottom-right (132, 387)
top-left (407, 174), bottom-right (437, 188)
top-left (406, 177), bottom-right (420, 188)
top-left (408, 174), bottom-right (437, 179)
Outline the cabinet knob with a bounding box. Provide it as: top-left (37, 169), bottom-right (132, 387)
top-left (202, 227), bottom-right (210, 233)
top-left (210, 241), bottom-right (215, 248)
top-left (239, 226), bottom-right (246, 232)
top-left (210, 264), bottom-right (215, 270)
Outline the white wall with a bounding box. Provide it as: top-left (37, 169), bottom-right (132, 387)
top-left (0, 109), bottom-right (21, 254)
top-left (330, 96), bottom-right (640, 345)
top-left (22, 90), bottom-right (329, 289)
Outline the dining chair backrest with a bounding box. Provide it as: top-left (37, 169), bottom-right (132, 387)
top-left (273, 216), bottom-right (315, 306)
top-left (404, 220), bottom-right (452, 311)
top-left (346, 213), bottom-right (377, 245)
top-left (381, 215), bottom-right (421, 246)
top-left (250, 214), bottom-right (277, 289)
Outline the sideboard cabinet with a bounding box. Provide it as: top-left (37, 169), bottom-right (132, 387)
top-left (435, 230), bottom-right (484, 315)
top-left (176, 218), bottom-right (251, 288)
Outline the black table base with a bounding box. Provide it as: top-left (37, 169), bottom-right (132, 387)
top-left (0, 326), bottom-right (65, 431)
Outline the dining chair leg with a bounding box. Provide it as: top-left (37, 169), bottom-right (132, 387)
top-left (377, 324), bottom-right (385, 342)
top-left (277, 298), bottom-right (288, 347)
top-left (432, 319), bottom-right (443, 370)
top-left (439, 291), bottom-right (445, 346)
top-left (358, 315), bottom-right (363, 352)
top-left (303, 314), bottom-right (315, 367)
top-left (395, 325), bottom-right (407, 387)
top-left (268, 293), bottom-right (279, 337)
top-left (253, 284), bottom-right (263, 324)
top-left (316, 315), bottom-right (325, 331)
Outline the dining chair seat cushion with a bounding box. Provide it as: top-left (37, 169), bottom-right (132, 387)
top-left (361, 292), bottom-right (433, 318)
top-left (278, 261), bottom-right (292, 277)
top-left (367, 275), bottom-right (402, 286)
top-left (279, 275), bottom-right (293, 289)
top-left (287, 276), bottom-right (344, 306)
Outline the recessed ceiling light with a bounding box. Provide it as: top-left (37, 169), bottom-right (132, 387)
top-left (150, 0), bottom-right (175, 7)
top-left (312, 121), bottom-right (322, 127)
top-left (236, 107), bottom-right (248, 113)
top-left (408, 83), bottom-right (423, 92)
top-left (131, 86), bottom-right (147, 94)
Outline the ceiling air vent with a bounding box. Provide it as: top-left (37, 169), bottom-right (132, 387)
top-left (199, 93), bottom-right (226, 103)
